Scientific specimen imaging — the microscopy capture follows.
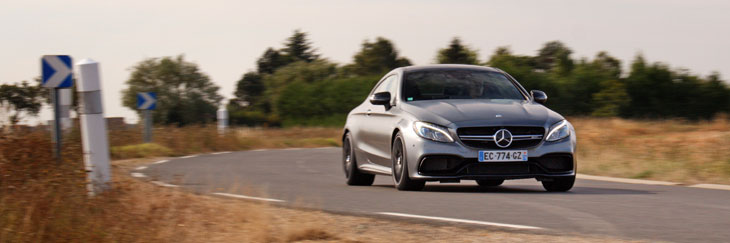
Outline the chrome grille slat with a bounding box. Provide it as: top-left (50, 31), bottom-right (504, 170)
top-left (456, 126), bottom-right (545, 149)
top-left (459, 135), bottom-right (543, 141)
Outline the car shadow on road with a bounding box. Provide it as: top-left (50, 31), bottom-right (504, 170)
top-left (372, 184), bottom-right (655, 195)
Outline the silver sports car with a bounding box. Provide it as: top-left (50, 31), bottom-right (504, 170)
top-left (342, 64), bottom-right (577, 191)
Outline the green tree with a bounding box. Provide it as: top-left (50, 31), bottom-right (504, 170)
top-left (559, 52), bottom-right (623, 115)
top-left (593, 51), bottom-right (622, 79)
top-left (486, 47), bottom-right (557, 102)
top-left (282, 30), bottom-right (319, 63)
top-left (121, 55), bottom-right (222, 126)
top-left (0, 81), bottom-right (45, 125)
top-left (699, 73), bottom-right (730, 117)
top-left (591, 79), bottom-right (630, 117)
top-left (345, 37), bottom-right (411, 76)
top-left (436, 37), bottom-right (480, 64)
top-left (263, 60), bottom-right (338, 114)
top-left (256, 48), bottom-right (289, 74)
top-left (276, 75), bottom-right (380, 126)
top-left (622, 55), bottom-right (675, 118)
top-left (232, 72), bottom-right (266, 110)
top-left (535, 41), bottom-right (574, 76)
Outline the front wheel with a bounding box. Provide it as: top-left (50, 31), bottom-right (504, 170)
top-left (343, 134), bottom-right (375, 186)
top-left (392, 132), bottom-right (425, 191)
top-left (541, 176), bottom-right (575, 192)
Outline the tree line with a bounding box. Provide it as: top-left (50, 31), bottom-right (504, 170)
top-left (1, 30), bottom-right (728, 127)
top-left (223, 31), bottom-right (730, 126)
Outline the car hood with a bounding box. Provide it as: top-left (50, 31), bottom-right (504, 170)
top-left (400, 99), bottom-right (564, 128)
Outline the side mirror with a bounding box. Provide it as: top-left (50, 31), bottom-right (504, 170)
top-left (369, 91), bottom-right (391, 106)
top-left (531, 90), bottom-right (548, 104)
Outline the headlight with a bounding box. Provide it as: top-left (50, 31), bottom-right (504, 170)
top-left (546, 120), bottom-right (571, 142)
top-left (413, 122), bottom-right (454, 143)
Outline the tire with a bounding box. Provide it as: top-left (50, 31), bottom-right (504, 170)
top-left (541, 176), bottom-right (575, 192)
top-left (392, 132), bottom-right (425, 191)
top-left (476, 179), bottom-right (504, 187)
top-left (343, 134), bottom-right (375, 186)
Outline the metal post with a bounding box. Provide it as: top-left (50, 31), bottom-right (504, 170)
top-left (144, 109), bottom-right (152, 143)
top-left (51, 88), bottom-right (62, 164)
top-left (76, 58), bottom-right (111, 195)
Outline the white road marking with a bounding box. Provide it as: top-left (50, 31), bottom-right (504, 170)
top-left (135, 166), bottom-right (148, 170)
top-left (283, 148), bottom-right (302, 151)
top-left (152, 159), bottom-right (169, 164)
top-left (577, 174), bottom-right (680, 186)
top-left (249, 149), bottom-right (269, 152)
top-left (377, 212), bottom-right (543, 230)
top-left (150, 181), bottom-right (179, 187)
top-left (179, 155), bottom-right (197, 159)
top-left (212, 192), bottom-right (285, 203)
top-left (688, 184), bottom-right (730, 191)
top-left (211, 151), bottom-right (231, 155)
top-left (130, 172), bottom-right (147, 178)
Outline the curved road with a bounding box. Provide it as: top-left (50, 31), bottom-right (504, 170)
top-left (138, 148), bottom-right (730, 242)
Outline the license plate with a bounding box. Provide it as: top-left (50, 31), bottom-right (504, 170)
top-left (479, 150), bottom-right (528, 162)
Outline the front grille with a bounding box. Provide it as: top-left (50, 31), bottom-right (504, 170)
top-left (458, 126), bottom-right (545, 135)
top-left (416, 154), bottom-right (574, 176)
top-left (457, 126), bottom-right (545, 149)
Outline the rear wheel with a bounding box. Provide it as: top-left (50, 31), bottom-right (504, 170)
top-left (476, 179), bottom-right (504, 187)
top-left (343, 134), bottom-right (375, 186)
top-left (392, 132), bottom-right (425, 191)
top-left (541, 176), bottom-right (575, 192)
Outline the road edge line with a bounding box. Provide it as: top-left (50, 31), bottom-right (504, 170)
top-left (150, 181), bottom-right (179, 187)
top-left (687, 184), bottom-right (730, 191)
top-left (152, 159), bottom-right (169, 164)
top-left (577, 174), bottom-right (680, 186)
top-left (130, 172), bottom-right (147, 178)
top-left (212, 192), bottom-right (285, 203)
top-left (376, 212), bottom-right (543, 230)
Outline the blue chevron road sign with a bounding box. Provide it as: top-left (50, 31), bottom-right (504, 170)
top-left (41, 55), bottom-right (73, 88)
top-left (137, 92), bottom-right (157, 110)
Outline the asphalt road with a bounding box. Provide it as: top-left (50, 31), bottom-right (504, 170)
top-left (140, 148), bottom-right (730, 242)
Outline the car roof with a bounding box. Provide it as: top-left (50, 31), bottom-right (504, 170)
top-left (400, 64), bottom-right (501, 73)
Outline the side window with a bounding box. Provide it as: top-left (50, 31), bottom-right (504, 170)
top-left (372, 75), bottom-right (395, 94)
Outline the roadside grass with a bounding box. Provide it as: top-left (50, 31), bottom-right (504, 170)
top-left (108, 126), bottom-right (342, 159)
top-left (573, 116), bottom-right (730, 184)
top-left (0, 133), bottom-right (340, 242)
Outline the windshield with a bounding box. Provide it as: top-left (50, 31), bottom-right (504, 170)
top-left (402, 69), bottom-right (526, 101)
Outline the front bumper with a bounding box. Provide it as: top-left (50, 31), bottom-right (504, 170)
top-left (402, 127), bottom-right (577, 181)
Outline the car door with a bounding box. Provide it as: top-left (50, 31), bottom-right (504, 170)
top-left (362, 74), bottom-right (401, 167)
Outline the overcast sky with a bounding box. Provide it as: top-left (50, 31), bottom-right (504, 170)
top-left (2, 0), bottom-right (729, 124)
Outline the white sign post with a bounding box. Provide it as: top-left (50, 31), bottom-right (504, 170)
top-left (217, 106), bottom-right (228, 135)
top-left (76, 58), bottom-right (111, 195)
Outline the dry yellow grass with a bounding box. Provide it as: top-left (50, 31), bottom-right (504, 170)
top-left (573, 116), bottom-right (730, 184)
top-left (109, 126), bottom-right (341, 159)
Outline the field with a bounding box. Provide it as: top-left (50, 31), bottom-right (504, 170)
top-left (573, 117), bottom-right (730, 184)
top-left (1, 117), bottom-right (729, 242)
